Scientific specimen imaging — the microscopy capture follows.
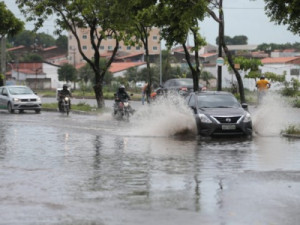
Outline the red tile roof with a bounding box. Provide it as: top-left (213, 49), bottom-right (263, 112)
top-left (200, 53), bottom-right (217, 58)
top-left (261, 57), bottom-right (300, 64)
top-left (109, 62), bottom-right (146, 73)
top-left (6, 45), bottom-right (26, 51)
top-left (75, 61), bottom-right (146, 73)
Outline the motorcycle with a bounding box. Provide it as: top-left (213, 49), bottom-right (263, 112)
top-left (113, 98), bottom-right (134, 120)
top-left (59, 95), bottom-right (71, 115)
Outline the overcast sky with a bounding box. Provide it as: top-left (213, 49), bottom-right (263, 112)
top-left (3, 0), bottom-right (299, 45)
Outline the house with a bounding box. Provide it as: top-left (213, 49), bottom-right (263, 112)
top-left (7, 62), bottom-right (65, 89)
top-left (271, 49), bottom-right (300, 58)
top-left (260, 57), bottom-right (300, 90)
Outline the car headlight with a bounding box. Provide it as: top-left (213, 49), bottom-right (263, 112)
top-left (13, 98), bottom-right (20, 102)
top-left (37, 97), bottom-right (41, 102)
top-left (198, 113), bottom-right (212, 123)
top-left (243, 112), bottom-right (252, 123)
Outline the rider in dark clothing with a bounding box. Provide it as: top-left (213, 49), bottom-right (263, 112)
top-left (58, 84), bottom-right (72, 110)
top-left (115, 85), bottom-right (130, 102)
top-left (113, 85), bottom-right (134, 115)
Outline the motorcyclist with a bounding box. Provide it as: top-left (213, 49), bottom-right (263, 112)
top-left (58, 84), bottom-right (72, 110)
top-left (113, 85), bottom-right (134, 115)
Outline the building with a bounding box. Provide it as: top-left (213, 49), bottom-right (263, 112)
top-left (68, 27), bottom-right (161, 66)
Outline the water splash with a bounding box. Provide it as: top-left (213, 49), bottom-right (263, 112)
top-left (251, 92), bottom-right (295, 136)
top-left (129, 94), bottom-right (197, 137)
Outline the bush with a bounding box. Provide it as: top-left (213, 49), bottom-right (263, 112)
top-left (282, 124), bottom-right (300, 135)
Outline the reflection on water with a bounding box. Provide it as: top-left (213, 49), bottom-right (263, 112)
top-left (0, 111), bottom-right (300, 224)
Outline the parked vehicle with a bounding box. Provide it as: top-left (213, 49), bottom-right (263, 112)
top-left (152, 78), bottom-right (205, 99)
top-left (185, 91), bottom-right (252, 136)
top-left (0, 85), bottom-right (42, 113)
top-left (113, 98), bottom-right (134, 120)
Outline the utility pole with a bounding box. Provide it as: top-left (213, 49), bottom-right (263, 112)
top-left (217, 0), bottom-right (223, 91)
top-left (1, 37), bottom-right (6, 77)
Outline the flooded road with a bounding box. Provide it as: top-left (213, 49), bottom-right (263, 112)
top-left (0, 94), bottom-right (300, 225)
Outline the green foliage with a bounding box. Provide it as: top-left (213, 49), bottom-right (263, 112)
top-left (8, 30), bottom-right (55, 47)
top-left (19, 53), bottom-right (43, 62)
top-left (58, 63), bottom-right (77, 82)
top-left (233, 57), bottom-right (262, 72)
top-left (264, 0), bottom-right (300, 36)
top-left (257, 42), bottom-right (300, 52)
top-left (201, 70), bottom-right (215, 86)
top-left (293, 98), bottom-right (300, 108)
top-left (216, 35), bottom-right (248, 45)
top-left (282, 124), bottom-right (300, 135)
top-left (0, 2), bottom-right (24, 38)
top-left (156, 0), bottom-right (207, 48)
top-left (281, 78), bottom-right (300, 97)
top-left (55, 35), bottom-right (68, 50)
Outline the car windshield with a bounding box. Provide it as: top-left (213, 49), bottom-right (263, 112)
top-left (176, 79), bottom-right (193, 86)
top-left (197, 94), bottom-right (240, 108)
top-left (8, 87), bottom-right (34, 95)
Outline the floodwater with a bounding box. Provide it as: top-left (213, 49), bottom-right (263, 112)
top-left (0, 93), bottom-right (300, 225)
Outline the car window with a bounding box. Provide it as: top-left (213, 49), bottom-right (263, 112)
top-left (197, 94), bottom-right (240, 108)
top-left (188, 95), bottom-right (196, 107)
top-left (2, 88), bottom-right (8, 96)
top-left (8, 87), bottom-right (34, 95)
top-left (176, 79), bottom-right (193, 86)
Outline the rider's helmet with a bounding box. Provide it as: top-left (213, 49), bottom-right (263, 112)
top-left (63, 84), bottom-right (68, 90)
top-left (119, 85), bottom-right (125, 93)
top-left (260, 75), bottom-right (265, 80)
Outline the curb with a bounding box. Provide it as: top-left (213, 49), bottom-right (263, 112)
top-left (281, 133), bottom-right (300, 139)
top-left (41, 108), bottom-right (103, 116)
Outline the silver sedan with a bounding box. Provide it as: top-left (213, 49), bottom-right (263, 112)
top-left (0, 85), bottom-right (42, 113)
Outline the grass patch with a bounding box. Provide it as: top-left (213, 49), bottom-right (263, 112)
top-left (42, 102), bottom-right (95, 112)
top-left (282, 125), bottom-right (300, 135)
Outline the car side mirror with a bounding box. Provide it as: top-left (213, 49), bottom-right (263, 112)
top-left (191, 106), bottom-right (197, 113)
top-left (130, 93), bottom-right (133, 96)
top-left (242, 103), bottom-right (248, 109)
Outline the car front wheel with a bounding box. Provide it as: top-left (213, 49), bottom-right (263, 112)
top-left (7, 102), bottom-right (14, 113)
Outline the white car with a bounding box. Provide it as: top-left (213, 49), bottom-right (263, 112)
top-left (0, 85), bottom-right (42, 113)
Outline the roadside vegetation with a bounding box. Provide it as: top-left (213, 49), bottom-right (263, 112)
top-left (282, 125), bottom-right (300, 136)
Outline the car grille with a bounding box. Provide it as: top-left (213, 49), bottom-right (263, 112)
top-left (212, 116), bottom-right (241, 124)
top-left (21, 99), bottom-right (37, 102)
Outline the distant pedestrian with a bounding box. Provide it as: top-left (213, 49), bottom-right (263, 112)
top-left (141, 83), bottom-right (148, 105)
top-left (256, 75), bottom-right (271, 104)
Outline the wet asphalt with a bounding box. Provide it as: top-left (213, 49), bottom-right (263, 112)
top-left (0, 97), bottom-right (299, 225)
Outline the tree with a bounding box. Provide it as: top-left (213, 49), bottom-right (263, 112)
top-left (0, 2), bottom-right (24, 40)
top-left (264, 0), bottom-right (300, 36)
top-left (156, 0), bottom-right (207, 92)
top-left (58, 63), bottom-right (77, 83)
top-left (118, 0), bottom-right (158, 103)
top-left (0, 1), bottom-right (24, 74)
top-left (8, 30), bottom-right (55, 48)
top-left (55, 35), bottom-right (68, 51)
top-left (16, 0), bottom-right (128, 108)
top-left (216, 35), bottom-right (248, 45)
top-left (207, 0), bottom-right (246, 103)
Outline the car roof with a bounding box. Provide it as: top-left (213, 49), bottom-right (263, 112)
top-left (193, 91), bottom-right (234, 96)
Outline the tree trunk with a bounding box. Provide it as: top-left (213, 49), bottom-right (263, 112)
top-left (94, 82), bottom-right (105, 108)
top-left (222, 43), bottom-right (246, 103)
top-left (183, 43), bottom-right (200, 91)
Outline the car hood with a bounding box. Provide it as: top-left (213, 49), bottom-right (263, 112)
top-left (10, 94), bottom-right (39, 99)
top-left (199, 107), bottom-right (246, 116)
